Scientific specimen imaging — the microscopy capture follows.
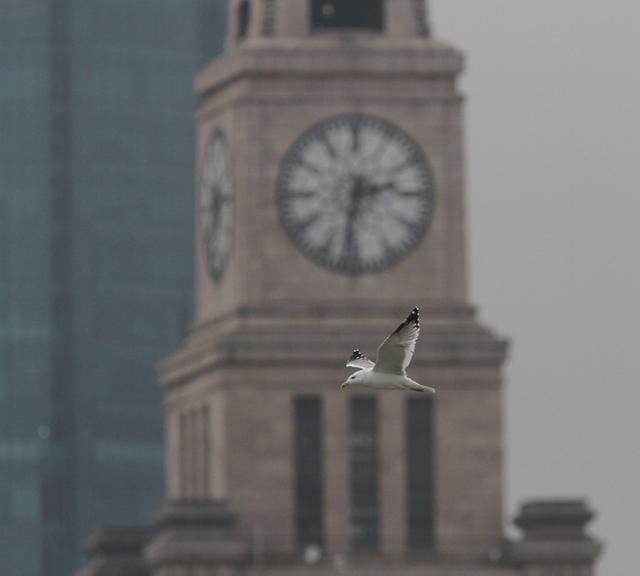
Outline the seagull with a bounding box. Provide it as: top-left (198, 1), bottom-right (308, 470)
top-left (341, 307), bottom-right (435, 394)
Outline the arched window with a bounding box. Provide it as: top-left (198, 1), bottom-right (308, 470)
top-left (237, 0), bottom-right (251, 40)
top-left (312, 0), bottom-right (383, 31)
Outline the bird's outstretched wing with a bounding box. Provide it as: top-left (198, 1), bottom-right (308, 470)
top-left (346, 349), bottom-right (375, 371)
top-left (374, 307), bottom-right (420, 375)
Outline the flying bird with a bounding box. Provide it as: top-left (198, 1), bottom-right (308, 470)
top-left (341, 307), bottom-right (435, 394)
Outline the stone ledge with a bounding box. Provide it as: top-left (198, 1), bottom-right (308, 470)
top-left (507, 500), bottom-right (602, 566)
top-left (76, 526), bottom-right (152, 576)
top-left (144, 500), bottom-right (248, 570)
top-left (158, 304), bottom-right (508, 390)
top-left (196, 39), bottom-right (464, 98)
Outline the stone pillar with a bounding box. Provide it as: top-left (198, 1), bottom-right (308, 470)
top-left (165, 409), bottom-right (180, 500)
top-left (275, 0), bottom-right (310, 37)
top-left (509, 500), bottom-right (602, 575)
top-left (144, 500), bottom-right (247, 576)
top-left (75, 526), bottom-right (151, 576)
top-left (325, 392), bottom-right (349, 555)
top-left (420, 0), bottom-right (431, 35)
top-left (387, 0), bottom-right (429, 37)
top-left (380, 393), bottom-right (405, 556)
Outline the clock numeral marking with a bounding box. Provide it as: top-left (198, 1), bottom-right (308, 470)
top-left (385, 157), bottom-right (416, 178)
top-left (291, 211), bottom-right (323, 235)
top-left (289, 189), bottom-right (320, 199)
top-left (396, 189), bottom-right (428, 197)
top-left (314, 225), bottom-right (341, 262)
top-left (360, 133), bottom-right (390, 166)
top-left (349, 117), bottom-right (362, 154)
top-left (319, 131), bottom-right (339, 160)
top-left (389, 213), bottom-right (420, 232)
top-left (297, 160), bottom-right (324, 176)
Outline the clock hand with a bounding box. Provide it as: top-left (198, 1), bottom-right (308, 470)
top-left (369, 181), bottom-right (428, 198)
top-left (343, 218), bottom-right (357, 262)
top-left (342, 179), bottom-right (364, 263)
top-left (209, 189), bottom-right (231, 238)
top-left (210, 197), bottom-right (223, 241)
top-left (349, 117), bottom-right (362, 154)
top-left (364, 180), bottom-right (396, 195)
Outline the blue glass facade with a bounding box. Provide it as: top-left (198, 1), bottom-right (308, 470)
top-left (1, 3), bottom-right (55, 575)
top-left (0, 2), bottom-right (227, 575)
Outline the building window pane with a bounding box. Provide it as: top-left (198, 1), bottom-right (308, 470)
top-left (406, 397), bottom-right (435, 550)
top-left (312, 0), bottom-right (383, 31)
top-left (294, 396), bottom-right (323, 551)
top-left (350, 396), bottom-right (379, 551)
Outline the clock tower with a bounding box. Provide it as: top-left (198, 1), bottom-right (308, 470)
top-left (135, 2), bottom-right (601, 576)
top-left (194, 0), bottom-right (467, 325)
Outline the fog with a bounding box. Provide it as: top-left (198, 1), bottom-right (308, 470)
top-left (433, 2), bottom-right (640, 574)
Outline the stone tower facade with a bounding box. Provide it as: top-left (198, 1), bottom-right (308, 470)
top-left (78, 2), bottom-right (601, 575)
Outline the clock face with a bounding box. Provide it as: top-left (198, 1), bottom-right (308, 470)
top-left (277, 114), bottom-right (435, 275)
top-left (200, 129), bottom-right (233, 282)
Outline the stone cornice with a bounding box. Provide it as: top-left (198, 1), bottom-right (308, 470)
top-left (158, 304), bottom-right (508, 391)
top-left (195, 39), bottom-right (464, 100)
top-left (144, 500), bottom-right (247, 570)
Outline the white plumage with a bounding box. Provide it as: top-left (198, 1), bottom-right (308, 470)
top-left (341, 307), bottom-right (435, 394)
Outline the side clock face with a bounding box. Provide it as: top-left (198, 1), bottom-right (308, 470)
top-left (277, 114), bottom-right (435, 275)
top-left (200, 129), bottom-right (233, 282)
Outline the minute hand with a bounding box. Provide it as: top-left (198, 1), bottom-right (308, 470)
top-left (364, 181), bottom-right (397, 195)
top-left (342, 189), bottom-right (361, 260)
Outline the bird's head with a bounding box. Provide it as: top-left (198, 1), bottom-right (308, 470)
top-left (341, 371), bottom-right (364, 390)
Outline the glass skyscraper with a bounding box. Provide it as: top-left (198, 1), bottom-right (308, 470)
top-left (0, 2), bottom-right (227, 575)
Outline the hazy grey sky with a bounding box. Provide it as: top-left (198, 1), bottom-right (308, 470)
top-left (433, 2), bottom-right (639, 574)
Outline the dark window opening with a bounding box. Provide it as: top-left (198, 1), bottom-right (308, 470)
top-left (312, 0), bottom-right (383, 31)
top-left (350, 396), bottom-right (379, 551)
top-left (406, 397), bottom-right (435, 551)
top-left (237, 0), bottom-right (251, 40)
top-left (294, 396), bottom-right (324, 551)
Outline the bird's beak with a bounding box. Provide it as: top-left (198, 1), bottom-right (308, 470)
top-left (341, 381), bottom-right (348, 390)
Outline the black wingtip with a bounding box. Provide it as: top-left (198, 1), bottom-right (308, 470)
top-left (349, 349), bottom-right (365, 362)
top-left (392, 306), bottom-right (420, 335)
top-left (408, 306), bottom-right (420, 327)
